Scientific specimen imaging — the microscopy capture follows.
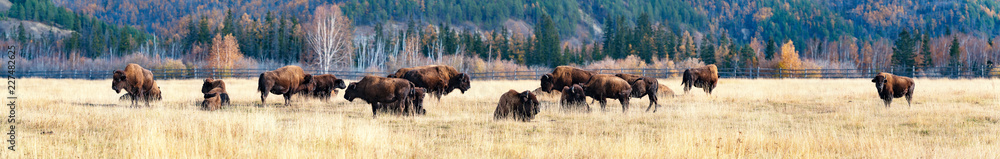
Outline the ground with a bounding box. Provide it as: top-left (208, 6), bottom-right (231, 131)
top-left (3, 78), bottom-right (999, 158)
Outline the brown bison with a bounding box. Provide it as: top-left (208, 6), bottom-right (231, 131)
top-left (493, 90), bottom-right (541, 122)
top-left (872, 72), bottom-right (915, 107)
top-left (344, 75), bottom-right (421, 116)
top-left (681, 64), bottom-right (719, 94)
top-left (119, 69), bottom-right (162, 101)
top-left (302, 74), bottom-right (347, 101)
top-left (202, 78), bottom-right (230, 106)
top-left (112, 63), bottom-right (159, 106)
top-left (657, 83), bottom-right (676, 98)
top-left (582, 74), bottom-right (632, 112)
top-left (615, 73), bottom-right (662, 112)
top-left (395, 65), bottom-right (471, 99)
top-left (540, 66), bottom-right (594, 93)
top-left (202, 87), bottom-right (225, 111)
top-left (560, 84), bottom-right (589, 112)
top-left (258, 65), bottom-right (314, 106)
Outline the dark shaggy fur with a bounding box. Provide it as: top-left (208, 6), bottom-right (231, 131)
top-left (681, 64), bottom-right (719, 95)
top-left (582, 74), bottom-right (632, 113)
top-left (344, 75), bottom-right (421, 117)
top-left (560, 84), bottom-right (589, 112)
top-left (302, 74), bottom-right (347, 101)
top-left (258, 65), bottom-right (314, 106)
top-left (202, 87), bottom-right (225, 111)
top-left (540, 66), bottom-right (594, 93)
top-left (396, 65), bottom-right (471, 99)
top-left (112, 63), bottom-right (158, 107)
top-left (872, 72), bottom-right (915, 107)
top-left (494, 90), bottom-right (541, 122)
top-left (615, 73), bottom-right (662, 112)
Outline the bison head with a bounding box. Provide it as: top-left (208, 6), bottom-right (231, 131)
top-left (540, 74), bottom-right (554, 93)
top-left (564, 84), bottom-right (585, 100)
top-left (872, 74), bottom-right (888, 93)
top-left (519, 91), bottom-right (541, 120)
top-left (452, 73), bottom-right (471, 93)
top-left (334, 79), bottom-right (347, 89)
top-left (201, 78), bottom-right (217, 93)
top-left (343, 82), bottom-right (359, 102)
top-left (112, 70), bottom-right (128, 93)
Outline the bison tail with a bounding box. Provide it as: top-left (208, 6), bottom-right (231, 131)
top-left (257, 73), bottom-right (266, 93)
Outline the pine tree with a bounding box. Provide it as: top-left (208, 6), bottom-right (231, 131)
top-left (700, 34), bottom-right (716, 64)
top-left (891, 30), bottom-right (917, 68)
top-left (764, 38), bottom-right (776, 60)
top-left (920, 33), bottom-right (933, 67)
top-left (949, 37), bottom-right (961, 67)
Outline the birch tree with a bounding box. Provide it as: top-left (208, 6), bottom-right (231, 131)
top-left (307, 5), bottom-right (354, 72)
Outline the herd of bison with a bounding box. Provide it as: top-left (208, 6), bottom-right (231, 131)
top-left (110, 63), bottom-right (916, 121)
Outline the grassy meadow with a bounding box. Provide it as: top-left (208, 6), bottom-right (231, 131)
top-left (3, 77), bottom-right (999, 158)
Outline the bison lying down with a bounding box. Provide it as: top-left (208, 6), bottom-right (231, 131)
top-left (202, 87), bottom-right (225, 111)
top-left (494, 90), bottom-right (540, 121)
top-left (583, 74), bottom-right (632, 112)
top-left (258, 65), bottom-right (314, 106)
top-left (344, 75), bottom-right (424, 116)
top-left (681, 64), bottom-right (719, 95)
top-left (540, 66), bottom-right (594, 93)
top-left (872, 72), bottom-right (915, 107)
top-left (112, 63), bottom-right (159, 107)
top-left (202, 78), bottom-right (230, 106)
top-left (560, 84), bottom-right (589, 112)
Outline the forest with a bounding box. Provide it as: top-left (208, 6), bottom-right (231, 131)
top-left (2, 0), bottom-right (998, 75)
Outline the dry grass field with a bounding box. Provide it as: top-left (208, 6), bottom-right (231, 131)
top-left (3, 77), bottom-right (999, 158)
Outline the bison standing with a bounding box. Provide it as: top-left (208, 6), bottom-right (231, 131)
top-left (119, 69), bottom-right (162, 101)
top-left (394, 65), bottom-right (471, 99)
top-left (540, 66), bottom-right (594, 93)
top-left (344, 75), bottom-right (423, 116)
top-left (560, 84), bottom-right (589, 112)
top-left (302, 74), bottom-right (347, 101)
top-left (615, 73), bottom-right (662, 112)
top-left (494, 90), bottom-right (540, 122)
top-left (112, 63), bottom-right (159, 107)
top-left (258, 65), bottom-right (314, 106)
top-left (681, 64), bottom-right (719, 95)
top-left (582, 74), bottom-right (632, 113)
top-left (872, 72), bottom-right (915, 107)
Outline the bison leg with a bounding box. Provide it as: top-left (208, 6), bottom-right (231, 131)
top-left (884, 98), bottom-right (892, 108)
top-left (619, 93), bottom-right (630, 113)
top-left (260, 92), bottom-right (269, 107)
top-left (597, 98), bottom-right (608, 112)
top-left (283, 93), bottom-right (293, 106)
top-left (645, 93), bottom-right (659, 112)
top-left (906, 86), bottom-right (914, 107)
top-left (371, 103), bottom-right (380, 117)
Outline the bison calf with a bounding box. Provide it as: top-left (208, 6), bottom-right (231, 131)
top-left (303, 74), bottom-right (347, 101)
top-left (583, 74), bottom-right (632, 113)
top-left (494, 90), bottom-right (540, 122)
top-left (560, 84), bottom-right (589, 112)
top-left (681, 64), bottom-right (719, 95)
top-left (872, 72), bottom-right (915, 107)
top-left (615, 73), bottom-right (662, 112)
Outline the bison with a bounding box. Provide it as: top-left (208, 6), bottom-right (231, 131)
top-left (560, 84), bottom-right (589, 112)
top-left (202, 87), bottom-right (226, 111)
top-left (112, 63), bottom-right (159, 107)
top-left (540, 66), bottom-right (594, 93)
top-left (615, 73), bottom-right (662, 112)
top-left (258, 65), bottom-right (314, 106)
top-left (582, 74), bottom-right (632, 113)
top-left (395, 65), bottom-right (471, 99)
top-left (872, 72), bottom-right (915, 107)
top-left (302, 74), bottom-right (347, 101)
top-left (493, 90), bottom-right (541, 122)
top-left (119, 69), bottom-right (162, 101)
top-left (344, 75), bottom-right (421, 116)
top-left (681, 64), bottom-right (719, 95)
top-left (201, 78), bottom-right (230, 106)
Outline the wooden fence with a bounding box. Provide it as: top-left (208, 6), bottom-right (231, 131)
top-left (16, 66), bottom-right (998, 80)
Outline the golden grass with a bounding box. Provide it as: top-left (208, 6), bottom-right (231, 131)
top-left (4, 78), bottom-right (999, 158)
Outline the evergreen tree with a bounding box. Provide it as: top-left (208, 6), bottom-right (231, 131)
top-left (949, 37), bottom-right (961, 67)
top-left (920, 33), bottom-right (933, 67)
top-left (533, 13), bottom-right (559, 67)
top-left (764, 38), bottom-right (776, 60)
top-left (700, 34), bottom-right (716, 64)
top-left (740, 44), bottom-right (757, 68)
top-left (891, 30), bottom-right (917, 68)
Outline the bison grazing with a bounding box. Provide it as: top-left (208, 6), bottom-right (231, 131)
top-left (615, 73), bottom-right (662, 112)
top-left (494, 90), bottom-right (541, 122)
top-left (582, 74), bottom-right (632, 112)
top-left (395, 65), bottom-right (471, 99)
top-left (112, 63), bottom-right (159, 107)
top-left (872, 72), bottom-right (915, 107)
top-left (202, 87), bottom-right (225, 111)
top-left (681, 64), bottom-right (719, 95)
top-left (202, 78), bottom-right (230, 106)
top-left (119, 69), bottom-right (162, 101)
top-left (560, 84), bottom-right (589, 112)
top-left (344, 75), bottom-right (421, 116)
top-left (540, 66), bottom-right (594, 93)
top-left (303, 74), bottom-right (347, 101)
top-left (258, 65), bottom-right (314, 106)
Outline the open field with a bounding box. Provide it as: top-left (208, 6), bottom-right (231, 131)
top-left (4, 78), bottom-right (1000, 158)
